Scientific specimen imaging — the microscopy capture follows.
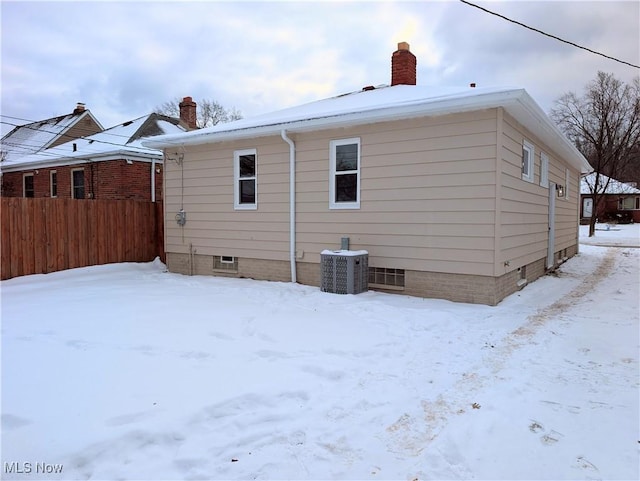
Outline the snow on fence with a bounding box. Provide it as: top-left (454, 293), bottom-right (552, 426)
top-left (0, 198), bottom-right (164, 280)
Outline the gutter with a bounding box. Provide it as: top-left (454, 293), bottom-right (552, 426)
top-left (143, 88), bottom-right (589, 174)
top-left (151, 159), bottom-right (156, 202)
top-left (143, 89), bottom-right (527, 149)
top-left (0, 150), bottom-right (163, 172)
top-left (281, 130), bottom-right (297, 283)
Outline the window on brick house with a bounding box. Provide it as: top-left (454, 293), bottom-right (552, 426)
top-left (50, 170), bottom-right (57, 197)
top-left (619, 197), bottom-right (639, 210)
top-left (72, 169), bottom-right (85, 199)
top-left (23, 173), bottom-right (34, 197)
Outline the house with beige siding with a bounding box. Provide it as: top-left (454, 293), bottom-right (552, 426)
top-left (144, 43), bottom-right (591, 305)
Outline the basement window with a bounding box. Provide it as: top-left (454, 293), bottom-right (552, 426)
top-left (517, 266), bottom-right (527, 287)
top-left (522, 140), bottom-right (534, 183)
top-left (214, 255), bottom-right (238, 271)
top-left (369, 267), bottom-right (405, 289)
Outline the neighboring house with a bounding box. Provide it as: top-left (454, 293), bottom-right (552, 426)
top-left (144, 42), bottom-right (591, 305)
top-left (580, 172), bottom-right (640, 224)
top-left (1, 113), bottom-right (186, 201)
top-left (1, 103), bottom-right (103, 163)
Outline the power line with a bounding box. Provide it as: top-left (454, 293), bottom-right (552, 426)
top-left (0, 115), bottom-right (167, 160)
top-left (1, 114), bottom-right (139, 141)
top-left (0, 120), bottom-right (139, 159)
top-left (460, 0), bottom-right (640, 69)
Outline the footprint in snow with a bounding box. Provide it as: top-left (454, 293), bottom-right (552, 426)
top-left (573, 456), bottom-right (601, 480)
top-left (529, 420), bottom-right (564, 445)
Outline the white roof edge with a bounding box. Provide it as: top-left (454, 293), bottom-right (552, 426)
top-left (0, 150), bottom-right (162, 172)
top-left (580, 172), bottom-right (640, 194)
top-left (142, 87), bottom-right (590, 173)
top-left (510, 91), bottom-right (592, 174)
top-left (143, 89), bottom-right (525, 149)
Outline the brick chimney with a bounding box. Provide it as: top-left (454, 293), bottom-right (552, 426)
top-left (391, 42), bottom-right (417, 86)
top-left (179, 96), bottom-right (197, 129)
top-left (73, 102), bottom-right (86, 114)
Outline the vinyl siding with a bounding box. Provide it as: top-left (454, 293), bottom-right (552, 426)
top-left (498, 111), bottom-right (580, 274)
top-left (163, 136), bottom-right (290, 260)
top-left (49, 115), bottom-right (102, 149)
top-left (164, 110), bottom-right (499, 276)
top-left (163, 107), bottom-right (581, 282)
top-left (293, 111), bottom-right (498, 276)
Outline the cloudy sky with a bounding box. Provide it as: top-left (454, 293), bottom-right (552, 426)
top-left (1, 0), bottom-right (638, 136)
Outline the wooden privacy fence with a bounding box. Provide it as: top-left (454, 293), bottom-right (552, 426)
top-left (1, 198), bottom-right (164, 281)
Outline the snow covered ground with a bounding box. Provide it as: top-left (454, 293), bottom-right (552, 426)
top-left (579, 222), bottom-right (640, 248)
top-left (1, 226), bottom-right (638, 480)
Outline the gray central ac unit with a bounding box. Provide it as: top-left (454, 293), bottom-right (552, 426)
top-left (320, 250), bottom-right (368, 294)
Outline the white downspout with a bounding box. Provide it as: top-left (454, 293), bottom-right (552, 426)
top-left (151, 159), bottom-right (156, 202)
top-left (281, 130), bottom-right (296, 283)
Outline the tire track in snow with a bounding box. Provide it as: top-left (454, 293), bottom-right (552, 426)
top-left (384, 248), bottom-right (619, 465)
top-left (510, 247), bottom-right (617, 342)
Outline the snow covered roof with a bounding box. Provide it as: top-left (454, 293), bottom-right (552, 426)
top-left (0, 114), bottom-right (185, 171)
top-left (580, 173), bottom-right (640, 195)
top-left (143, 84), bottom-right (591, 173)
top-left (1, 109), bottom-right (103, 162)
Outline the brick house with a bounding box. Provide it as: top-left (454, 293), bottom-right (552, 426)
top-left (1, 113), bottom-right (186, 201)
top-left (1, 102), bottom-right (103, 163)
top-left (580, 172), bottom-right (640, 223)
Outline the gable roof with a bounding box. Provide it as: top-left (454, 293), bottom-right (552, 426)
top-left (0, 113), bottom-right (185, 172)
top-left (1, 109), bottom-right (103, 162)
top-left (143, 84), bottom-right (591, 174)
top-left (580, 172), bottom-right (640, 195)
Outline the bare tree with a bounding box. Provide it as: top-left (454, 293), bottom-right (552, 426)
top-left (550, 71), bottom-right (640, 236)
top-left (155, 97), bottom-right (242, 129)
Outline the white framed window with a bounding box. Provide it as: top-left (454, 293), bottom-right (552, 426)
top-left (521, 140), bottom-right (534, 183)
top-left (23, 173), bottom-right (34, 198)
top-left (564, 169), bottom-right (570, 200)
top-left (539, 152), bottom-right (549, 188)
top-left (71, 169), bottom-right (85, 199)
top-left (234, 149), bottom-right (257, 210)
top-left (330, 137), bottom-right (361, 209)
top-left (50, 170), bottom-right (57, 197)
top-left (618, 197), bottom-right (637, 210)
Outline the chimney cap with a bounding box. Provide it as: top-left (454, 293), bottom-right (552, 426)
top-left (397, 41), bottom-right (410, 51)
